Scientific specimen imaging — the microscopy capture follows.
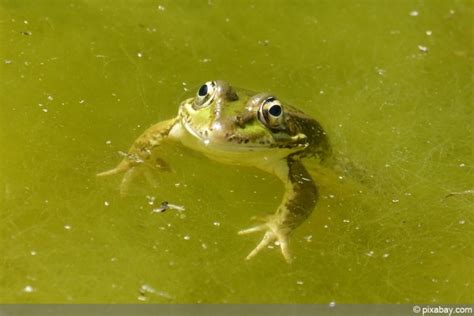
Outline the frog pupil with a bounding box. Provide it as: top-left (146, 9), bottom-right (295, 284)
top-left (198, 84), bottom-right (208, 96)
top-left (269, 104), bottom-right (282, 117)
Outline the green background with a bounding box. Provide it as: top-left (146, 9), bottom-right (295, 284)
top-left (0, 0), bottom-right (472, 303)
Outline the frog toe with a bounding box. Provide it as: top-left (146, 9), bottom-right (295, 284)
top-left (245, 231), bottom-right (276, 260)
top-left (239, 222), bottom-right (293, 263)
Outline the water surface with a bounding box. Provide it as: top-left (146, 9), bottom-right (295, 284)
top-left (0, 0), bottom-right (472, 303)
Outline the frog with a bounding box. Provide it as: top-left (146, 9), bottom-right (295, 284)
top-left (97, 80), bottom-right (330, 263)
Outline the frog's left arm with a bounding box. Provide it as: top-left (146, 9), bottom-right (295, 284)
top-left (239, 157), bottom-right (318, 262)
top-left (278, 158), bottom-right (318, 230)
top-left (97, 117), bottom-right (179, 194)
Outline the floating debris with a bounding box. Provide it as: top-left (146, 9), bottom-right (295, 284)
top-left (158, 5), bottom-right (166, 11)
top-left (445, 190), bottom-right (474, 198)
top-left (183, 235), bottom-right (190, 240)
top-left (426, 30), bottom-right (433, 36)
top-left (296, 280), bottom-right (304, 285)
top-left (151, 201), bottom-right (186, 213)
top-left (104, 201), bottom-right (110, 207)
top-left (23, 285), bottom-right (34, 293)
top-left (418, 45), bottom-right (429, 53)
top-left (64, 225), bottom-right (71, 230)
top-left (138, 283), bottom-right (172, 300)
top-left (409, 10), bottom-right (419, 17)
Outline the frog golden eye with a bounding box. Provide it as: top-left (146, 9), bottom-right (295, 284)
top-left (258, 97), bottom-right (284, 129)
top-left (194, 81), bottom-right (216, 109)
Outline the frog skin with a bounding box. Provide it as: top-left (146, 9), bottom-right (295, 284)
top-left (98, 80), bottom-right (330, 263)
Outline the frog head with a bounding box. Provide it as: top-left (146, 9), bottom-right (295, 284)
top-left (178, 80), bottom-right (328, 159)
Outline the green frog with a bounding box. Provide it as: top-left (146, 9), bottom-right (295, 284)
top-left (98, 80), bottom-right (330, 262)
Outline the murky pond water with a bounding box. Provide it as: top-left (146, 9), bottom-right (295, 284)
top-left (1, 0), bottom-right (472, 303)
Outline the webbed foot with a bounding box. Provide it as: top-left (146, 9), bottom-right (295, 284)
top-left (238, 219), bottom-right (292, 263)
top-left (97, 159), bottom-right (158, 196)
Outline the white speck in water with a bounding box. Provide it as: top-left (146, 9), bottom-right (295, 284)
top-left (203, 139), bottom-right (210, 145)
top-left (64, 225), bottom-right (71, 230)
top-left (30, 251), bottom-right (37, 256)
top-left (79, 99), bottom-right (85, 104)
top-left (24, 20), bottom-right (29, 24)
top-left (4, 60), bottom-right (12, 64)
top-left (23, 285), bottom-right (34, 293)
top-left (418, 45), bottom-right (429, 53)
top-left (449, 9), bottom-right (455, 15)
top-left (328, 194), bottom-right (335, 199)
top-left (274, 241), bottom-right (281, 246)
top-left (366, 250), bottom-right (375, 257)
top-left (183, 235), bottom-right (190, 240)
top-left (213, 222), bottom-right (220, 226)
top-left (459, 220), bottom-right (465, 225)
top-left (383, 253), bottom-right (390, 258)
top-left (137, 295), bottom-right (147, 301)
top-left (329, 301), bottom-right (336, 308)
top-left (426, 30), bottom-right (433, 36)
top-left (158, 5), bottom-right (165, 11)
top-left (200, 58), bottom-right (212, 63)
top-left (409, 10), bottom-right (419, 16)
top-left (459, 163), bottom-right (465, 167)
top-left (47, 95), bottom-right (53, 101)
top-left (296, 280), bottom-right (304, 285)
top-left (104, 201), bottom-right (110, 206)
top-left (343, 219), bottom-right (350, 223)
top-left (392, 199), bottom-right (399, 203)
top-left (201, 243), bottom-right (207, 249)
top-left (137, 52), bottom-right (143, 58)
top-left (319, 90), bottom-right (324, 94)
top-left (304, 235), bottom-right (313, 242)
top-left (42, 108), bottom-right (48, 113)
top-left (105, 140), bottom-right (112, 145)
top-left (324, 225), bottom-right (329, 229)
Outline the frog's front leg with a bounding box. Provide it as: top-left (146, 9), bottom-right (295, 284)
top-left (239, 158), bottom-right (318, 263)
top-left (97, 117), bottom-right (180, 195)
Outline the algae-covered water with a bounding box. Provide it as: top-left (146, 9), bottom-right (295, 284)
top-left (0, 0), bottom-right (472, 304)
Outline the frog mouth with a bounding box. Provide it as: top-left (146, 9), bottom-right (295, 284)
top-left (181, 116), bottom-right (268, 151)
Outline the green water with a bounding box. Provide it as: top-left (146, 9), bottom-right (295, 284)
top-left (0, 0), bottom-right (472, 304)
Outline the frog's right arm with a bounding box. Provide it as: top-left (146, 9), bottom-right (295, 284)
top-left (96, 117), bottom-right (179, 194)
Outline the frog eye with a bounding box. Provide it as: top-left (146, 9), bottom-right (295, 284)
top-left (194, 81), bottom-right (216, 109)
top-left (258, 97), bottom-right (284, 129)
